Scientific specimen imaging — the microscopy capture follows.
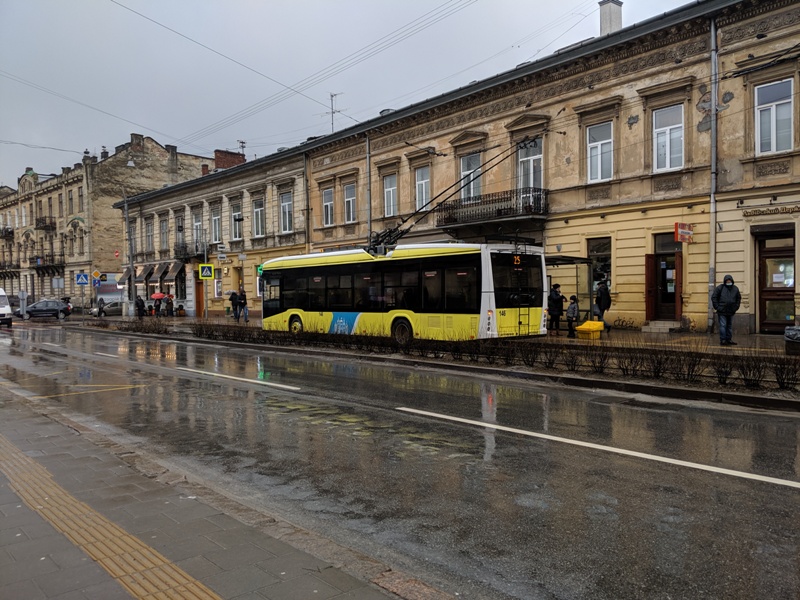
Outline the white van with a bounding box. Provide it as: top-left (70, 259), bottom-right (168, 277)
top-left (0, 289), bottom-right (12, 328)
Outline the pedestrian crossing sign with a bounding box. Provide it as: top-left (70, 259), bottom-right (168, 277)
top-left (198, 264), bottom-right (214, 280)
top-left (75, 273), bottom-right (90, 285)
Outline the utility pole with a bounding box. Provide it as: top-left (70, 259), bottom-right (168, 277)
top-left (327, 93), bottom-right (344, 133)
top-left (238, 140), bottom-right (246, 156)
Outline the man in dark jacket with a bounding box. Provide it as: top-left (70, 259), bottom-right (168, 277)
top-left (594, 280), bottom-right (612, 332)
top-left (547, 283), bottom-right (566, 335)
top-left (712, 274), bottom-right (741, 345)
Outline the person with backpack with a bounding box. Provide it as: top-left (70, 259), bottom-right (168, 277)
top-left (229, 290), bottom-right (239, 322)
top-left (238, 289), bottom-right (249, 323)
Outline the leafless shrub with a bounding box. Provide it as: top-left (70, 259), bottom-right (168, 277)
top-left (585, 343), bottom-right (611, 374)
top-left (672, 340), bottom-right (708, 384)
top-left (616, 344), bottom-right (644, 377)
top-left (464, 339), bottom-right (482, 362)
top-left (563, 346), bottom-right (582, 372)
top-left (541, 343), bottom-right (564, 369)
top-left (769, 350), bottom-right (800, 390)
top-left (643, 348), bottom-right (670, 380)
top-left (448, 341), bottom-right (464, 361)
top-left (518, 340), bottom-right (543, 367)
top-left (710, 354), bottom-right (737, 385)
top-left (737, 349), bottom-right (767, 389)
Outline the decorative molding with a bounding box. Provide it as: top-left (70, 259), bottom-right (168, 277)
top-left (653, 176), bottom-right (683, 191)
top-left (720, 3), bottom-right (800, 43)
top-left (755, 160), bottom-right (791, 177)
top-left (587, 187), bottom-right (611, 201)
top-left (449, 130), bottom-right (488, 147)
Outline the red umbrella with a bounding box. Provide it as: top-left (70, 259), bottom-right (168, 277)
top-left (151, 292), bottom-right (166, 300)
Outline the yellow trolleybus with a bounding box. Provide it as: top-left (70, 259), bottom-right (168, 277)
top-left (260, 242), bottom-right (547, 344)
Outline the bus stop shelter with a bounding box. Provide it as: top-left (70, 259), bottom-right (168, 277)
top-left (545, 255), bottom-right (594, 323)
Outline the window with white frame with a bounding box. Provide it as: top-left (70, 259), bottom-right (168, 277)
top-left (653, 105), bottom-right (683, 171)
top-left (322, 187), bottom-right (334, 226)
top-left (518, 139), bottom-right (542, 191)
top-left (253, 198), bottom-right (265, 237)
top-left (344, 183), bottom-right (356, 223)
top-left (193, 212), bottom-right (203, 250)
top-left (756, 79), bottom-right (793, 155)
top-left (128, 224), bottom-right (136, 255)
top-left (280, 192), bottom-right (293, 233)
top-left (211, 207), bottom-right (221, 243)
top-left (415, 166), bottom-right (430, 210)
top-left (383, 174), bottom-right (398, 217)
top-left (460, 153), bottom-right (482, 200)
top-left (145, 220), bottom-right (154, 252)
top-left (160, 218), bottom-right (169, 250)
top-left (231, 203), bottom-right (242, 240)
top-left (587, 122), bottom-right (613, 182)
top-left (214, 268), bottom-right (222, 297)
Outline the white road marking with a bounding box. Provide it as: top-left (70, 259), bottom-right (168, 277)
top-left (177, 366), bottom-right (300, 391)
top-left (43, 343), bottom-right (62, 347)
top-left (396, 407), bottom-right (800, 490)
top-left (94, 353), bottom-right (118, 358)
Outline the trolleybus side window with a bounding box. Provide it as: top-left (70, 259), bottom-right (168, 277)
top-left (309, 276), bottom-right (325, 311)
top-left (491, 253), bottom-right (543, 308)
top-left (422, 270), bottom-right (442, 312)
top-left (355, 271), bottom-right (381, 311)
top-left (327, 274), bottom-right (353, 310)
top-left (264, 275), bottom-right (281, 316)
top-left (445, 266), bottom-right (478, 312)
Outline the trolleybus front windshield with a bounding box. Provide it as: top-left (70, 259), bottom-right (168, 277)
top-left (491, 252), bottom-right (543, 308)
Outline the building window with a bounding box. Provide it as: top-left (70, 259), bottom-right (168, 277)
top-left (231, 203), bottom-right (242, 240)
top-left (253, 198), bottom-right (265, 237)
top-left (64, 192), bottom-right (69, 214)
top-left (653, 105), bottom-right (683, 171)
top-left (175, 215), bottom-right (184, 244)
top-left (145, 220), bottom-right (154, 252)
top-left (588, 237), bottom-right (612, 288)
top-left (383, 174), bottom-right (398, 217)
top-left (322, 187), bottom-right (334, 226)
top-left (344, 183), bottom-right (356, 223)
top-left (47, 197), bottom-right (53, 217)
top-left (78, 231), bottom-right (85, 255)
top-left (193, 212), bottom-right (203, 248)
top-left (160, 218), bottom-right (169, 250)
top-left (587, 122), bottom-right (613, 182)
top-left (518, 139), bottom-right (542, 192)
top-left (214, 268), bottom-right (222, 298)
top-left (58, 196), bottom-right (63, 217)
top-left (280, 192), bottom-right (293, 233)
top-left (415, 166), bottom-right (430, 211)
top-left (756, 79), bottom-right (793, 155)
top-left (78, 187), bottom-right (84, 212)
top-left (211, 207), bottom-right (221, 243)
top-left (460, 153), bottom-right (482, 200)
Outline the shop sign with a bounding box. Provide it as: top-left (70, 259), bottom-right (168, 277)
top-left (674, 222), bottom-right (693, 243)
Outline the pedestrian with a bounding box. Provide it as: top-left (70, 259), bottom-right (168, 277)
top-left (165, 296), bottom-right (174, 317)
top-left (229, 290), bottom-right (239, 322)
top-left (153, 297), bottom-right (162, 318)
top-left (566, 295), bottom-right (579, 338)
top-left (594, 280), bottom-right (612, 332)
top-left (135, 295), bottom-right (145, 320)
top-left (547, 283), bottom-right (567, 336)
top-left (239, 289), bottom-right (249, 323)
top-left (711, 274), bottom-right (741, 346)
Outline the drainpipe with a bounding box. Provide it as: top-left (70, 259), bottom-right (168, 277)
top-left (708, 17), bottom-right (719, 333)
top-left (366, 134), bottom-right (372, 245)
top-left (303, 152), bottom-right (311, 253)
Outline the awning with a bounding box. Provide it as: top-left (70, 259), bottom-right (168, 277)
top-left (162, 261), bottom-right (184, 283)
top-left (117, 266), bottom-right (132, 284)
top-left (134, 264), bottom-right (155, 283)
top-left (151, 262), bottom-right (170, 280)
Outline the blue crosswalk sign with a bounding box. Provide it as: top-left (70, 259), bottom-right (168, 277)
top-left (76, 273), bottom-right (90, 286)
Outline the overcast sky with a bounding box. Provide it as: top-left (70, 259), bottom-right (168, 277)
top-left (0, 0), bottom-right (691, 188)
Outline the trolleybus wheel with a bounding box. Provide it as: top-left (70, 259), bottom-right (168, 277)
top-left (392, 318), bottom-right (413, 346)
top-left (289, 316), bottom-right (303, 333)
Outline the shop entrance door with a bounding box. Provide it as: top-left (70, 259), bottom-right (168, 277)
top-left (645, 233), bottom-right (683, 321)
top-left (758, 236), bottom-right (795, 333)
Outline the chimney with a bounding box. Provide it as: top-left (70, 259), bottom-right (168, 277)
top-left (213, 149), bottom-right (246, 169)
top-left (599, 0), bottom-right (622, 36)
top-left (202, 164), bottom-right (209, 176)
top-left (100, 146), bottom-right (109, 160)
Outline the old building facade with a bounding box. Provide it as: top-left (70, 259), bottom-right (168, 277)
top-left (116, 150), bottom-right (307, 318)
top-left (0, 134), bottom-right (212, 307)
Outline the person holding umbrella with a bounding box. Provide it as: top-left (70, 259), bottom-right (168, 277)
top-left (151, 292), bottom-right (165, 318)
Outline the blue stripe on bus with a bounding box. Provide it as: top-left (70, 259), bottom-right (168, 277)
top-left (329, 312), bottom-right (360, 334)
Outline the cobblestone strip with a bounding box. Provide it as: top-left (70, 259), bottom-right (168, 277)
top-left (0, 433), bottom-right (222, 600)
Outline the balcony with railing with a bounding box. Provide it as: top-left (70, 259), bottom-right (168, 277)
top-left (31, 253), bottom-right (66, 275)
top-left (34, 216), bottom-right (57, 232)
top-left (174, 241), bottom-right (208, 261)
top-left (0, 261), bottom-right (20, 277)
top-left (435, 186), bottom-right (547, 228)
top-left (0, 227), bottom-right (13, 241)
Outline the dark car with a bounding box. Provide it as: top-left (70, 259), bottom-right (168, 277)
top-left (91, 300), bottom-right (123, 317)
top-left (14, 299), bottom-right (72, 321)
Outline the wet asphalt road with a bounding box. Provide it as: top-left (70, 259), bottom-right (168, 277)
top-left (1, 324), bottom-right (799, 599)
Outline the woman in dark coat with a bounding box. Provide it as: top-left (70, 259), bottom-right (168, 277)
top-left (547, 283), bottom-right (567, 335)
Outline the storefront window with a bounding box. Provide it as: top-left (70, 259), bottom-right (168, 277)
top-left (588, 237), bottom-right (611, 289)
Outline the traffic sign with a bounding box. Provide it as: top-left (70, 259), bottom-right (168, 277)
top-left (92, 270), bottom-right (101, 279)
top-left (114, 250), bottom-right (120, 258)
top-left (92, 278), bottom-right (101, 287)
top-left (198, 264), bottom-right (214, 280)
top-left (76, 273), bottom-right (90, 286)
top-left (100, 274), bottom-right (107, 281)
top-left (217, 254), bottom-right (227, 260)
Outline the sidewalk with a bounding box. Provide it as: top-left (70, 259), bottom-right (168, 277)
top-left (0, 394), bottom-right (445, 600)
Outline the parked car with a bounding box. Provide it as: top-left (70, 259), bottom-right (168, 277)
top-left (14, 299), bottom-right (72, 320)
top-left (91, 300), bottom-right (124, 317)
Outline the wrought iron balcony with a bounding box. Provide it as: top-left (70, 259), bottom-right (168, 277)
top-left (34, 216), bottom-right (57, 232)
top-left (435, 187), bottom-right (547, 227)
top-left (31, 253), bottom-right (65, 267)
top-left (0, 227), bottom-right (13, 240)
top-left (174, 241), bottom-right (207, 261)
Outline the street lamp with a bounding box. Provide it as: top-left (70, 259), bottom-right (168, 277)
top-left (123, 189), bottom-right (136, 316)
